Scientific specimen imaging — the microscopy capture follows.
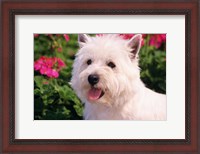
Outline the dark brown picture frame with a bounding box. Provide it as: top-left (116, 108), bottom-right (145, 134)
top-left (1, 0), bottom-right (199, 153)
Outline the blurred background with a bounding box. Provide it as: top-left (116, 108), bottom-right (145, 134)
top-left (34, 34), bottom-right (166, 120)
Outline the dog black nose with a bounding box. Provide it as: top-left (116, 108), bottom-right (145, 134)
top-left (88, 74), bottom-right (99, 85)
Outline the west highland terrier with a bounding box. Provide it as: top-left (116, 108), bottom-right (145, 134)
top-left (71, 34), bottom-right (166, 120)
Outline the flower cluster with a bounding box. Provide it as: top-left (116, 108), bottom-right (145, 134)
top-left (120, 34), bottom-right (166, 49)
top-left (119, 34), bottom-right (146, 46)
top-left (34, 56), bottom-right (66, 78)
top-left (96, 34), bottom-right (166, 49)
top-left (34, 34), bottom-right (39, 38)
top-left (63, 34), bottom-right (70, 42)
top-left (149, 34), bottom-right (166, 49)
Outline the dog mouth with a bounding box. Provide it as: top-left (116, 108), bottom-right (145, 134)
top-left (87, 87), bottom-right (105, 101)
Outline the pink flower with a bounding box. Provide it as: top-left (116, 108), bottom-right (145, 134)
top-left (63, 34), bottom-right (70, 42)
top-left (34, 60), bottom-right (42, 70)
top-left (48, 69), bottom-right (59, 78)
top-left (34, 34), bottom-right (39, 38)
top-left (57, 59), bottom-right (65, 67)
top-left (45, 69), bottom-right (58, 78)
top-left (149, 34), bottom-right (166, 48)
top-left (45, 58), bottom-right (54, 67)
top-left (34, 56), bottom-right (66, 78)
top-left (39, 66), bottom-right (49, 75)
top-left (34, 64), bottom-right (41, 70)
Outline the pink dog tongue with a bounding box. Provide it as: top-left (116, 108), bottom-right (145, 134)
top-left (88, 88), bottom-right (102, 101)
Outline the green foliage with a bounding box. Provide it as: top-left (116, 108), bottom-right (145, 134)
top-left (34, 76), bottom-right (83, 120)
top-left (34, 34), bottom-right (83, 120)
top-left (34, 34), bottom-right (166, 120)
top-left (139, 47), bottom-right (166, 94)
top-left (139, 35), bottom-right (166, 94)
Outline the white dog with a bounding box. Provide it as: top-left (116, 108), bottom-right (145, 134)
top-left (71, 34), bottom-right (166, 120)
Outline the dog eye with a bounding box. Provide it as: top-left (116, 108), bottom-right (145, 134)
top-left (87, 59), bottom-right (92, 65)
top-left (107, 62), bottom-right (116, 68)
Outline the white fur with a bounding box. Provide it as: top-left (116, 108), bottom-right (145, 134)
top-left (71, 34), bottom-right (166, 120)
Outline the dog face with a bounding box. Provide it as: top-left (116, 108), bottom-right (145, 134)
top-left (71, 34), bottom-right (142, 106)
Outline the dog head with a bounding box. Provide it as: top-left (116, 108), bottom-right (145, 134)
top-left (71, 34), bottom-right (142, 106)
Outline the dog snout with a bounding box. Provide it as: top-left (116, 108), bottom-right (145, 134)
top-left (88, 74), bottom-right (99, 85)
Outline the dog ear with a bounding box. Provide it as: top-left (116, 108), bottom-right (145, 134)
top-left (78, 34), bottom-right (91, 47)
top-left (127, 34), bottom-right (142, 59)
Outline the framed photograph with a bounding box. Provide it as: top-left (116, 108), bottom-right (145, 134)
top-left (1, 0), bottom-right (199, 153)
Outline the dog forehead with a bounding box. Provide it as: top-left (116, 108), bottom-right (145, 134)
top-left (80, 41), bottom-right (128, 59)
